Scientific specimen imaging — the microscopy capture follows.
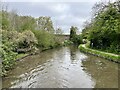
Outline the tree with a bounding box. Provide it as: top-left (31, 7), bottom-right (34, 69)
top-left (37, 16), bottom-right (54, 33)
top-left (19, 16), bottom-right (36, 32)
top-left (32, 30), bottom-right (55, 49)
top-left (2, 10), bottom-right (9, 30)
top-left (82, 21), bottom-right (92, 39)
top-left (82, 1), bottom-right (120, 54)
top-left (8, 9), bottom-right (17, 30)
top-left (69, 26), bottom-right (83, 44)
top-left (70, 26), bottom-right (77, 40)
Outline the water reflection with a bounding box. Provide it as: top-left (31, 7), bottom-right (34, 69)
top-left (82, 55), bottom-right (118, 88)
top-left (2, 46), bottom-right (118, 88)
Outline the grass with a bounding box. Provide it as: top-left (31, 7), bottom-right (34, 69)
top-left (16, 53), bottom-right (28, 61)
top-left (78, 44), bottom-right (120, 63)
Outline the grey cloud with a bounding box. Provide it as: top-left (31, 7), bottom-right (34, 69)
top-left (4, 2), bottom-right (96, 34)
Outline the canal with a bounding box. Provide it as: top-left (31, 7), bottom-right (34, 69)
top-left (2, 46), bottom-right (118, 88)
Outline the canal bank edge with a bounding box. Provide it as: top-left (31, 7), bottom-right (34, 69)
top-left (2, 48), bottom-right (52, 77)
top-left (15, 47), bottom-right (53, 62)
top-left (78, 44), bottom-right (120, 63)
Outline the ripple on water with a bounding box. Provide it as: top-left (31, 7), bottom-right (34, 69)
top-left (3, 46), bottom-right (118, 88)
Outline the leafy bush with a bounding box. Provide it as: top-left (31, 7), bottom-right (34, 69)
top-left (1, 30), bottom-right (38, 76)
top-left (85, 40), bottom-right (90, 48)
top-left (32, 30), bottom-right (55, 49)
top-left (1, 30), bottom-right (38, 53)
top-left (63, 40), bottom-right (73, 46)
top-left (74, 35), bottom-right (83, 45)
top-left (0, 43), bottom-right (18, 76)
top-left (54, 37), bottom-right (63, 47)
top-left (69, 26), bottom-right (83, 45)
top-left (15, 30), bottom-right (38, 53)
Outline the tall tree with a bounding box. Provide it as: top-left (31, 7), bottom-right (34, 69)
top-left (70, 26), bottom-right (77, 41)
top-left (2, 10), bottom-right (9, 30)
top-left (37, 16), bottom-right (54, 33)
top-left (82, 0), bottom-right (120, 53)
top-left (19, 16), bottom-right (36, 32)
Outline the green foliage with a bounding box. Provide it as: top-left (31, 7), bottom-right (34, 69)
top-left (32, 30), bottom-right (55, 49)
top-left (63, 40), bottom-right (73, 46)
top-left (37, 16), bottom-right (54, 33)
top-left (15, 30), bottom-right (38, 53)
top-left (1, 30), bottom-right (38, 53)
top-left (54, 36), bottom-right (63, 47)
top-left (19, 16), bottom-right (36, 32)
top-left (82, 1), bottom-right (120, 54)
top-left (1, 11), bottom-right (9, 30)
top-left (1, 29), bottom-right (38, 76)
top-left (79, 44), bottom-right (120, 63)
top-left (69, 26), bottom-right (83, 45)
top-left (0, 43), bottom-right (18, 76)
top-left (85, 40), bottom-right (90, 48)
top-left (74, 35), bottom-right (83, 45)
top-left (82, 21), bottom-right (92, 39)
top-left (1, 9), bottom-right (62, 76)
top-left (70, 26), bottom-right (77, 41)
top-left (1, 10), bottom-right (36, 32)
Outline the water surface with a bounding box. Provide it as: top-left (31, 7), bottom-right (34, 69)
top-left (2, 46), bottom-right (118, 88)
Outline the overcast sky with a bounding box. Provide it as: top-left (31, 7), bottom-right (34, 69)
top-left (2, 0), bottom-right (116, 34)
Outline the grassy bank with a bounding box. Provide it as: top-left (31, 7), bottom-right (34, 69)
top-left (78, 44), bottom-right (120, 63)
top-left (16, 53), bottom-right (29, 61)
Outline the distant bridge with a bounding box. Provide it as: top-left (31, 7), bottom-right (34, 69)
top-left (55, 34), bottom-right (70, 41)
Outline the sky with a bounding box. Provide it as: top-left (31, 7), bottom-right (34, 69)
top-left (2, 0), bottom-right (116, 34)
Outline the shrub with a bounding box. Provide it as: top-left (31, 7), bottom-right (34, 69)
top-left (63, 40), bottom-right (73, 46)
top-left (0, 30), bottom-right (38, 76)
top-left (0, 43), bottom-right (18, 76)
top-left (32, 30), bottom-right (55, 49)
top-left (15, 30), bottom-right (38, 53)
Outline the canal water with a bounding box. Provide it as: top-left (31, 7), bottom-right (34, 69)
top-left (2, 46), bottom-right (118, 88)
